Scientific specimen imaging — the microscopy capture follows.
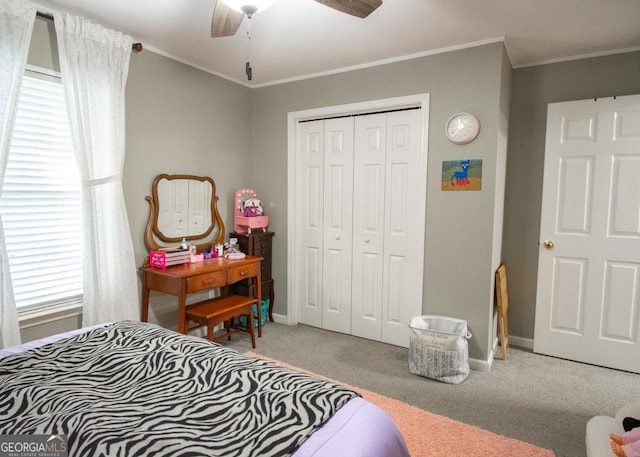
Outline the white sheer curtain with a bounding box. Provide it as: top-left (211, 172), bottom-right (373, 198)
top-left (0, 0), bottom-right (36, 349)
top-left (53, 12), bottom-right (139, 326)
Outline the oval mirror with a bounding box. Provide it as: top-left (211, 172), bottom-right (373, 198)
top-left (144, 174), bottom-right (225, 252)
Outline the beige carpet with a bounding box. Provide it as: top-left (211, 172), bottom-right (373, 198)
top-left (247, 352), bottom-right (555, 457)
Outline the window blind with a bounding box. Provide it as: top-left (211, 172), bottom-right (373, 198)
top-left (0, 73), bottom-right (83, 311)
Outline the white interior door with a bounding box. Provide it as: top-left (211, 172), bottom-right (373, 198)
top-left (322, 117), bottom-right (354, 333)
top-left (295, 120), bottom-right (324, 328)
top-left (534, 95), bottom-right (640, 373)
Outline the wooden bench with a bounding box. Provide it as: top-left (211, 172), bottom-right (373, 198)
top-left (185, 295), bottom-right (257, 348)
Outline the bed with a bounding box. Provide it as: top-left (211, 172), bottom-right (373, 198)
top-left (0, 321), bottom-right (409, 457)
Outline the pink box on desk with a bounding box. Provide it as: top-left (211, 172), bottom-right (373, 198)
top-left (149, 250), bottom-right (190, 270)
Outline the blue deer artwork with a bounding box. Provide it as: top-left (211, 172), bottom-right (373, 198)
top-left (451, 160), bottom-right (470, 186)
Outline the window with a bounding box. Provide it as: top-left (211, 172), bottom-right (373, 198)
top-left (0, 71), bottom-right (83, 316)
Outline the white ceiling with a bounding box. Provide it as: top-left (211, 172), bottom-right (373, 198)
top-left (37, 0), bottom-right (640, 87)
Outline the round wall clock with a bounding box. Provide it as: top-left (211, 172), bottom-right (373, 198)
top-left (445, 112), bottom-right (480, 145)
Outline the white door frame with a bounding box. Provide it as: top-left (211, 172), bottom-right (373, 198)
top-left (287, 94), bottom-right (430, 325)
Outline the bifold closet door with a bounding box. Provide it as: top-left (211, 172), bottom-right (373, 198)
top-left (351, 113), bottom-right (386, 341)
top-left (295, 117), bottom-right (354, 334)
top-left (295, 119), bottom-right (324, 328)
top-left (351, 109), bottom-right (425, 347)
top-left (380, 109), bottom-right (424, 346)
top-left (295, 108), bottom-right (426, 347)
top-left (321, 117), bottom-right (354, 333)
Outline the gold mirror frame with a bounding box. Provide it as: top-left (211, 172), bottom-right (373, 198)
top-left (144, 174), bottom-right (225, 252)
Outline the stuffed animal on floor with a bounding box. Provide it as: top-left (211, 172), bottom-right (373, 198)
top-left (610, 418), bottom-right (640, 457)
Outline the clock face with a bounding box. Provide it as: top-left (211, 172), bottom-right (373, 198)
top-left (446, 112), bottom-right (480, 144)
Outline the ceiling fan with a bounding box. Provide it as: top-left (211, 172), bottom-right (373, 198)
top-left (211, 0), bottom-right (383, 38)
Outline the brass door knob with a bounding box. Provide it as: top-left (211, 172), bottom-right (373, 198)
top-left (543, 240), bottom-right (554, 249)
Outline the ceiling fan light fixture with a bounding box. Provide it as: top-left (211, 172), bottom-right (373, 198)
top-left (220, 0), bottom-right (277, 16)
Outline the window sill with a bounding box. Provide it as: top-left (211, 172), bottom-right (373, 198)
top-left (18, 299), bottom-right (83, 329)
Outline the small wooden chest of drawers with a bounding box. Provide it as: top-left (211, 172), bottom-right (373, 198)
top-left (230, 231), bottom-right (274, 321)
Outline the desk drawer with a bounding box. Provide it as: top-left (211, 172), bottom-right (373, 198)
top-left (186, 271), bottom-right (226, 293)
top-left (227, 262), bottom-right (260, 284)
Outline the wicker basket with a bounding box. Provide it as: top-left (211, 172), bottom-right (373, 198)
top-left (408, 315), bottom-right (471, 384)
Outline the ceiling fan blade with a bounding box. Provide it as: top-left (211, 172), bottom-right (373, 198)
top-left (211, 0), bottom-right (245, 38)
top-left (313, 0), bottom-right (382, 18)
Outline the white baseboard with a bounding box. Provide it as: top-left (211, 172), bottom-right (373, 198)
top-left (509, 335), bottom-right (534, 350)
top-left (272, 313), bottom-right (288, 324)
top-left (469, 356), bottom-right (492, 372)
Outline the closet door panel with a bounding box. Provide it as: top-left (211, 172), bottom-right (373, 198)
top-left (294, 100), bottom-right (428, 347)
top-left (382, 109), bottom-right (425, 347)
top-left (352, 114), bottom-right (386, 340)
top-left (322, 117), bottom-right (354, 334)
top-left (296, 120), bottom-right (324, 328)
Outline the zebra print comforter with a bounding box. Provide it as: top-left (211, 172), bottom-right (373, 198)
top-left (0, 321), bottom-right (359, 456)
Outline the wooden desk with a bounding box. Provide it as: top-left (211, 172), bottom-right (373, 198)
top-left (140, 256), bottom-right (262, 336)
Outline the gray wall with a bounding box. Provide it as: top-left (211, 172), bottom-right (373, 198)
top-left (124, 50), bottom-right (252, 267)
top-left (123, 50), bottom-right (253, 327)
top-left (252, 43), bottom-right (509, 361)
top-left (27, 16), bottom-right (59, 71)
top-left (503, 51), bottom-right (640, 340)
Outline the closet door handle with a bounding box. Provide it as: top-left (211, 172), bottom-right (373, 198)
top-left (364, 238), bottom-right (370, 243)
top-left (335, 235), bottom-right (341, 240)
